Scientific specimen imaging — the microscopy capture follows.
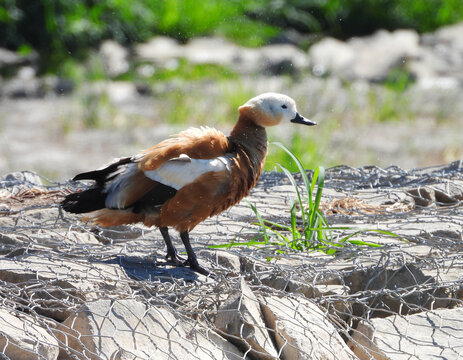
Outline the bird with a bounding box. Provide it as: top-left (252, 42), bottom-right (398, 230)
top-left (61, 93), bottom-right (316, 275)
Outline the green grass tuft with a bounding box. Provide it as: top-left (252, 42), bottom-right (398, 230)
top-left (210, 143), bottom-right (402, 255)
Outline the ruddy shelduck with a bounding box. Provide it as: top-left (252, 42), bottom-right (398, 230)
top-left (62, 93), bottom-right (316, 275)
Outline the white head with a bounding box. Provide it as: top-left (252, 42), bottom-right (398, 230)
top-left (238, 92), bottom-right (316, 127)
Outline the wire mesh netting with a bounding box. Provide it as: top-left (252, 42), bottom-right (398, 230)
top-left (0, 162), bottom-right (462, 359)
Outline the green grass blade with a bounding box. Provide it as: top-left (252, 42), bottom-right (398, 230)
top-left (309, 166), bottom-right (320, 206)
top-left (264, 226), bottom-right (291, 243)
top-left (309, 166), bottom-right (325, 227)
top-left (208, 240), bottom-right (284, 249)
top-left (347, 240), bottom-right (383, 247)
top-left (259, 220), bottom-right (292, 232)
top-left (338, 230), bottom-right (363, 243)
top-left (246, 200), bottom-right (269, 244)
top-left (271, 141), bottom-right (312, 200)
top-left (365, 229), bottom-right (406, 240)
top-left (276, 163), bottom-right (307, 227)
top-left (290, 201), bottom-right (301, 240)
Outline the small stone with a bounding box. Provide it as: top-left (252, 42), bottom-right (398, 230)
top-left (0, 171), bottom-right (42, 187)
top-left (198, 249), bottom-right (241, 273)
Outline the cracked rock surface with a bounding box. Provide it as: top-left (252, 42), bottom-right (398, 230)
top-left (0, 164), bottom-right (462, 359)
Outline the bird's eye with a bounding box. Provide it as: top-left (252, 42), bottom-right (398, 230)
top-left (281, 104), bottom-right (287, 109)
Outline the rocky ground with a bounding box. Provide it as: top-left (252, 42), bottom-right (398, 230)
top-left (0, 163), bottom-right (462, 359)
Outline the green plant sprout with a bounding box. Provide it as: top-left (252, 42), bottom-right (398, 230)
top-left (210, 142), bottom-right (401, 255)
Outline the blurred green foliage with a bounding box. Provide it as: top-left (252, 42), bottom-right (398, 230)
top-left (1, 0), bottom-right (463, 73)
top-left (0, 0), bottom-right (278, 72)
top-left (248, 0), bottom-right (463, 39)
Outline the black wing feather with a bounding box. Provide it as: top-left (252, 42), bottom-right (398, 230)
top-left (131, 183), bottom-right (177, 213)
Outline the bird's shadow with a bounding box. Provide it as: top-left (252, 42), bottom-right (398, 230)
top-left (99, 255), bottom-right (200, 283)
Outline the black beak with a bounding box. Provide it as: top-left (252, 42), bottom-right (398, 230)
top-left (290, 112), bottom-right (317, 126)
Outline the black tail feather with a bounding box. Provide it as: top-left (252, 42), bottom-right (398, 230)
top-left (61, 188), bottom-right (107, 214)
top-left (73, 157), bottom-right (132, 186)
top-left (63, 158), bottom-right (132, 214)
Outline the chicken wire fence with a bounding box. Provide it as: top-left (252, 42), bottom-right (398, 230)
top-left (0, 162), bottom-right (462, 359)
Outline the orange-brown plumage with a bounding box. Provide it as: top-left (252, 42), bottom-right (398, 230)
top-left (139, 127), bottom-right (229, 171)
top-left (61, 93), bottom-right (316, 275)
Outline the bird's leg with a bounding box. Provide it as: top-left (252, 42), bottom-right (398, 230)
top-left (180, 231), bottom-right (210, 276)
top-left (159, 227), bottom-right (185, 265)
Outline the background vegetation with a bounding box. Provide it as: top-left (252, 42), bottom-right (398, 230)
top-left (1, 0), bottom-right (462, 176)
top-left (2, 0), bottom-right (463, 73)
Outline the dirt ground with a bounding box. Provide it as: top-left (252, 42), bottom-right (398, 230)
top-left (1, 76), bottom-right (462, 181)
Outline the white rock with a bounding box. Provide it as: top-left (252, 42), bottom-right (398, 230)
top-left (214, 278), bottom-right (279, 359)
top-left (2, 77), bottom-right (44, 98)
top-left (183, 37), bottom-right (258, 73)
top-left (111, 348), bottom-right (149, 360)
top-left (65, 230), bottom-right (101, 245)
top-left (0, 305), bottom-right (59, 360)
top-left (181, 321), bottom-right (245, 360)
top-left (136, 36), bottom-right (307, 75)
top-left (0, 47), bottom-right (38, 71)
top-left (309, 37), bottom-right (356, 77)
top-left (409, 46), bottom-right (450, 82)
top-left (417, 22), bottom-right (463, 83)
top-left (0, 254), bottom-right (131, 321)
top-left (0, 171), bottom-right (42, 187)
top-left (416, 75), bottom-right (460, 90)
top-left (100, 40), bottom-right (130, 77)
top-left (260, 296), bottom-right (357, 360)
top-left (135, 36), bottom-right (183, 63)
top-left (0, 255), bottom-right (129, 296)
top-left (106, 81), bottom-right (139, 103)
top-left (55, 299), bottom-right (243, 360)
top-left (259, 43), bottom-right (309, 74)
top-left (309, 29), bottom-right (420, 81)
top-left (347, 322), bottom-right (389, 360)
top-left (348, 308), bottom-right (463, 359)
top-left (261, 273), bottom-right (349, 298)
top-left (432, 21), bottom-right (463, 52)
top-left (0, 47), bottom-right (22, 67)
top-left (184, 37), bottom-right (241, 66)
top-left (350, 29), bottom-right (420, 81)
top-left (198, 249), bottom-right (241, 273)
top-left (261, 274), bottom-right (352, 322)
top-left (17, 66), bottom-right (37, 80)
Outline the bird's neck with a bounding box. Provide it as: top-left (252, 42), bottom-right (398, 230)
top-left (229, 114), bottom-right (268, 178)
top-left (230, 114), bottom-right (268, 153)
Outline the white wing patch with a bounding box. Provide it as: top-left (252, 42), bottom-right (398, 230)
top-left (144, 154), bottom-right (231, 190)
top-left (104, 163), bottom-right (138, 209)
